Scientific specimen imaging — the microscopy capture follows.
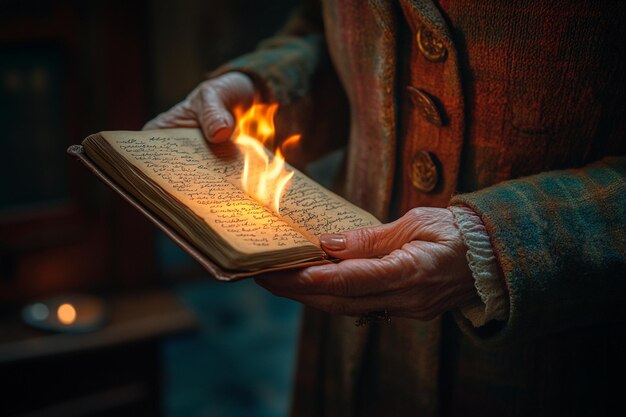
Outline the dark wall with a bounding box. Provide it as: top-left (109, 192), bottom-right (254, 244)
top-left (0, 0), bottom-right (297, 300)
top-left (148, 0), bottom-right (296, 114)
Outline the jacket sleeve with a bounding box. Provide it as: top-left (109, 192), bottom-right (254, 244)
top-left (450, 157), bottom-right (626, 347)
top-left (210, 0), bottom-right (325, 105)
top-left (210, 1), bottom-right (349, 167)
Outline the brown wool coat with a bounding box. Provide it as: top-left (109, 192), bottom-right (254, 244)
top-left (216, 1), bottom-right (626, 416)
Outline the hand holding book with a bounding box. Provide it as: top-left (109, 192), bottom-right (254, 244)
top-left (256, 207), bottom-right (477, 321)
top-left (69, 75), bottom-right (477, 321)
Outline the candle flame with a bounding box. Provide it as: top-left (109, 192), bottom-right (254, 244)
top-left (233, 103), bottom-right (296, 214)
top-left (57, 303), bottom-right (77, 325)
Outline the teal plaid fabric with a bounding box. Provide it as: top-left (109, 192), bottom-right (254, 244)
top-left (210, 2), bottom-right (324, 105)
top-left (212, 34), bottom-right (322, 104)
top-left (452, 157), bottom-right (626, 345)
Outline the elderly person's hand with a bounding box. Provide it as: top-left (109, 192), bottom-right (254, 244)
top-left (143, 72), bottom-right (255, 143)
top-left (257, 207), bottom-right (477, 320)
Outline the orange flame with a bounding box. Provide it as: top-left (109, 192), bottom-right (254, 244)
top-left (233, 103), bottom-right (296, 214)
top-left (281, 134), bottom-right (301, 158)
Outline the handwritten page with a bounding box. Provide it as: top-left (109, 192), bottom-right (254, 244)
top-left (196, 134), bottom-right (381, 239)
top-left (99, 128), bottom-right (379, 252)
top-left (280, 174), bottom-right (380, 242)
top-left (101, 130), bottom-right (312, 254)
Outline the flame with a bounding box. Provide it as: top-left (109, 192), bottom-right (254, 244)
top-left (57, 303), bottom-right (77, 325)
top-left (281, 134), bottom-right (301, 158)
top-left (233, 103), bottom-right (296, 214)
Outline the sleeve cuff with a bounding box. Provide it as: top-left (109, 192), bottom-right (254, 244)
top-left (450, 205), bottom-right (510, 326)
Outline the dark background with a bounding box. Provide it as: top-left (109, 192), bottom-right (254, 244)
top-left (0, 1), bottom-right (304, 416)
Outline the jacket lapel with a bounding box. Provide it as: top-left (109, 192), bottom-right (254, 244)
top-left (323, 0), bottom-right (398, 222)
top-left (399, 0), bottom-right (454, 42)
top-left (318, 1), bottom-right (459, 415)
top-left (318, 1), bottom-right (398, 414)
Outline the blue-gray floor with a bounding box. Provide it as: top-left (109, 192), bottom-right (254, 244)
top-left (162, 278), bottom-right (302, 417)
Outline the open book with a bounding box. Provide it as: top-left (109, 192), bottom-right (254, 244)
top-left (68, 129), bottom-right (379, 280)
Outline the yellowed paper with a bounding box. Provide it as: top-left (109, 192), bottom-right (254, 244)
top-left (97, 128), bottom-right (380, 253)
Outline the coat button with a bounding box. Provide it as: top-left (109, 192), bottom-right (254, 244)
top-left (410, 151), bottom-right (439, 193)
top-left (407, 86), bottom-right (444, 127)
top-left (416, 27), bottom-right (447, 62)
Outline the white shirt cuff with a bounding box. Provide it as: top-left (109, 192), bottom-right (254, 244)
top-left (450, 205), bottom-right (509, 327)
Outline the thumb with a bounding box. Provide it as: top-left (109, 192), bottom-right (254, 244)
top-left (197, 72), bottom-right (255, 143)
top-left (319, 221), bottom-right (408, 259)
top-left (196, 87), bottom-right (236, 143)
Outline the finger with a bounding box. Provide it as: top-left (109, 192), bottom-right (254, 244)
top-left (143, 102), bottom-right (198, 130)
top-left (319, 215), bottom-right (420, 259)
top-left (256, 252), bottom-right (413, 297)
top-left (197, 86), bottom-right (235, 143)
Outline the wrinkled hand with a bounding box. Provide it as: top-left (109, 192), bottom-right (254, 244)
top-left (257, 208), bottom-right (477, 320)
top-left (143, 72), bottom-right (255, 142)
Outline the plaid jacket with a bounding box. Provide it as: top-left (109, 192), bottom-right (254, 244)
top-left (215, 1), bottom-right (626, 416)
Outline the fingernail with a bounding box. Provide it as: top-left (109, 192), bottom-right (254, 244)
top-left (305, 265), bottom-right (333, 278)
top-left (209, 118), bottom-right (228, 136)
top-left (319, 234), bottom-right (346, 251)
top-left (210, 127), bottom-right (229, 142)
